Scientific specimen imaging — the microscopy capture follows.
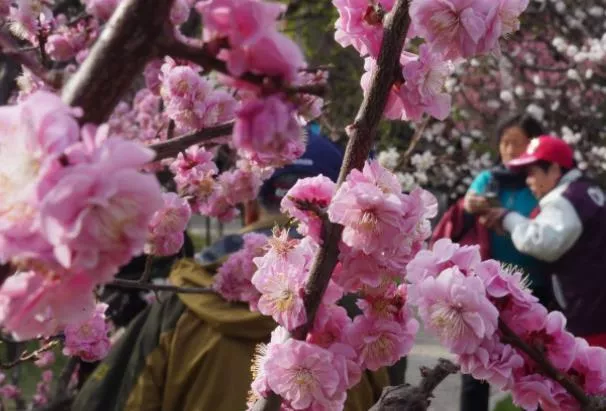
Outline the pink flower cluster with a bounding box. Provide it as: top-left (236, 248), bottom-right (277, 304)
top-left (63, 303), bottom-right (111, 362)
top-left (45, 16), bottom-right (99, 62)
top-left (213, 232), bottom-right (269, 309)
top-left (335, 0), bottom-right (529, 121)
top-left (160, 57), bottom-right (237, 134)
top-left (328, 161), bottom-right (437, 291)
top-left (407, 239), bottom-right (606, 410)
top-left (169, 145), bottom-right (269, 221)
top-left (145, 192), bottom-right (192, 256)
top-left (0, 91), bottom-right (163, 339)
top-left (250, 162), bottom-right (430, 409)
top-left (196, 0), bottom-right (305, 83)
top-left (32, 370), bottom-right (53, 407)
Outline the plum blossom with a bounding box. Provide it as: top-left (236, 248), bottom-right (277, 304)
top-left (63, 302), bottom-right (111, 362)
top-left (253, 263), bottom-right (308, 331)
top-left (399, 45), bottom-right (454, 120)
top-left (458, 335), bottom-right (524, 389)
top-left (233, 96), bottom-right (305, 167)
top-left (265, 339), bottom-right (343, 410)
top-left (145, 192), bottom-right (191, 256)
top-left (38, 137), bottom-right (163, 282)
top-left (333, 0), bottom-right (395, 57)
top-left (346, 314), bottom-right (418, 371)
top-left (0, 91), bottom-right (80, 263)
top-left (409, 0), bottom-right (489, 60)
top-left (281, 175), bottom-right (336, 243)
top-left (213, 232), bottom-right (268, 309)
top-left (413, 267), bottom-right (498, 354)
top-left (0, 270), bottom-right (96, 340)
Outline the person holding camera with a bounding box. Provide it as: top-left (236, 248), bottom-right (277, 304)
top-left (460, 113), bottom-right (549, 411)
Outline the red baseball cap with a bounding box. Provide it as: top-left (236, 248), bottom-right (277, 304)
top-left (507, 135), bottom-right (574, 170)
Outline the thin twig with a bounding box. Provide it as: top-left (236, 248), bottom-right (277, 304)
top-left (401, 116), bottom-right (430, 163)
top-left (0, 340), bottom-right (58, 370)
top-left (108, 278), bottom-right (214, 294)
top-left (252, 0), bottom-right (412, 409)
top-left (160, 35), bottom-right (326, 97)
top-left (150, 121), bottom-right (234, 161)
top-left (138, 255), bottom-right (154, 283)
top-left (0, 31), bottom-right (61, 88)
top-left (499, 319), bottom-right (589, 407)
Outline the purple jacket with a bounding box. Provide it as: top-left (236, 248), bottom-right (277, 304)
top-left (503, 169), bottom-right (606, 336)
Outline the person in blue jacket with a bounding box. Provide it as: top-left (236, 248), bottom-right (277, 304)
top-left (460, 113), bottom-right (550, 411)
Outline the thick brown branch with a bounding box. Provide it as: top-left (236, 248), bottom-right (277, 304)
top-left (499, 320), bottom-right (589, 407)
top-left (61, 0), bottom-right (175, 124)
top-left (369, 359), bottom-right (460, 411)
top-left (253, 0), bottom-right (411, 410)
top-left (150, 121), bottom-right (234, 161)
top-left (108, 278), bottom-right (214, 294)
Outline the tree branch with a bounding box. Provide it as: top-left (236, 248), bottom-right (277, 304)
top-left (61, 0), bottom-right (175, 124)
top-left (107, 278), bottom-right (214, 294)
top-left (368, 359), bottom-right (460, 411)
top-left (159, 35), bottom-right (326, 97)
top-left (252, 0), bottom-right (411, 409)
top-left (0, 31), bottom-right (62, 88)
top-left (0, 340), bottom-right (58, 369)
top-left (150, 121), bottom-right (234, 161)
top-left (499, 319), bottom-right (590, 407)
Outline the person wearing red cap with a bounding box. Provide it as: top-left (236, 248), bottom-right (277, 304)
top-left (482, 135), bottom-right (606, 347)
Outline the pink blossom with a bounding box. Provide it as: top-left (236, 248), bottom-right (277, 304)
top-left (144, 232), bottom-right (184, 256)
top-left (222, 30), bottom-right (305, 84)
top-left (307, 304), bottom-right (351, 349)
top-left (511, 373), bottom-right (558, 411)
top-left (409, 0), bottom-right (489, 60)
top-left (333, 245), bottom-right (393, 291)
top-left (458, 336), bottom-right (524, 389)
top-left (45, 33), bottom-right (76, 62)
top-left (567, 337), bottom-right (606, 395)
top-left (265, 339), bottom-right (342, 410)
top-left (399, 45), bottom-right (454, 121)
top-left (0, 384), bottom-right (21, 400)
top-left (34, 350), bottom-right (55, 368)
top-left (250, 326), bottom-right (290, 403)
top-left (39, 138), bottom-right (163, 281)
top-left (254, 263), bottom-right (307, 331)
top-left (63, 302), bottom-right (111, 362)
top-left (413, 267), bottom-right (498, 354)
top-left (328, 180), bottom-right (405, 255)
top-left (479, 0), bottom-right (528, 54)
top-left (233, 96), bottom-right (305, 167)
top-left (201, 89), bottom-right (237, 126)
top-left (170, 0), bottom-right (192, 25)
top-left (329, 342), bottom-right (362, 393)
top-left (0, 271), bottom-right (96, 340)
top-left (213, 232), bottom-right (268, 308)
top-left (8, 0), bottom-right (53, 43)
top-left (254, 231), bottom-right (318, 276)
top-left (406, 238), bottom-right (482, 284)
top-left (281, 175), bottom-right (336, 242)
top-left (333, 0), bottom-right (395, 57)
top-left (147, 192), bottom-right (191, 237)
top-left (521, 311), bottom-right (577, 371)
top-left (144, 60), bottom-right (163, 95)
top-left (0, 91), bottom-right (81, 263)
top-left (169, 144), bottom-right (218, 197)
top-left (346, 314), bottom-right (418, 371)
top-left (357, 284), bottom-right (411, 324)
top-left (218, 166), bottom-right (264, 206)
top-left (196, 0), bottom-right (284, 48)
